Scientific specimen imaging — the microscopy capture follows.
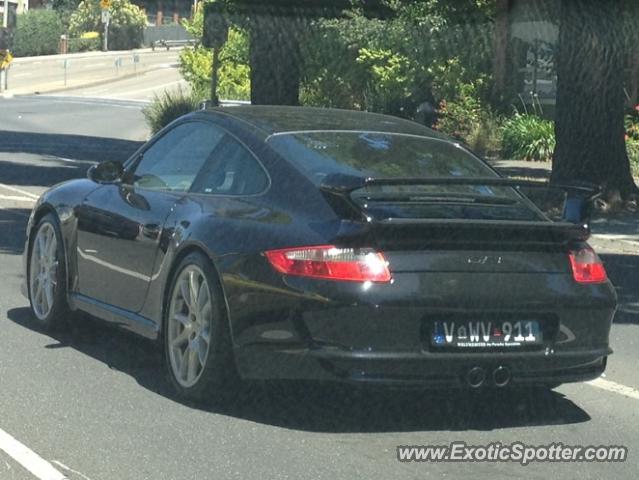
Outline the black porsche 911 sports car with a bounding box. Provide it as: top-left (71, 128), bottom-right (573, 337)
top-left (23, 106), bottom-right (616, 400)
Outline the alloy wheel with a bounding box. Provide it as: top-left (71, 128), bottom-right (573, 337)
top-left (167, 265), bottom-right (213, 388)
top-left (29, 222), bottom-right (59, 320)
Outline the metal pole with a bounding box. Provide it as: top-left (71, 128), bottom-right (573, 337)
top-left (210, 47), bottom-right (219, 105)
top-left (2, 0), bottom-right (10, 92)
top-left (103, 19), bottom-right (109, 52)
top-left (2, 0), bottom-right (9, 28)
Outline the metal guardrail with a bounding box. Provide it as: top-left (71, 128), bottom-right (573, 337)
top-left (151, 38), bottom-right (198, 51)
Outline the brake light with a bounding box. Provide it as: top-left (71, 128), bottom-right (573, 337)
top-left (569, 247), bottom-right (607, 284)
top-left (265, 245), bottom-right (392, 282)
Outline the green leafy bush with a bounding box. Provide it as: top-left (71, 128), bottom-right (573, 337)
top-left (299, 2), bottom-right (495, 118)
top-left (501, 114), bottom-right (556, 162)
top-left (69, 0), bottom-right (146, 51)
top-left (625, 107), bottom-right (639, 141)
top-left (179, 3), bottom-right (251, 101)
top-left (434, 82), bottom-right (501, 155)
top-left (12, 10), bottom-right (64, 57)
top-left (627, 139), bottom-right (639, 177)
top-left (142, 88), bottom-right (204, 135)
top-left (68, 36), bottom-right (101, 53)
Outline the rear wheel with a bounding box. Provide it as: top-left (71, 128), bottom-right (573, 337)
top-left (164, 252), bottom-right (237, 402)
top-left (28, 214), bottom-right (70, 330)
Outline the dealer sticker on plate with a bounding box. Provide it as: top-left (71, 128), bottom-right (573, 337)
top-left (431, 320), bottom-right (542, 348)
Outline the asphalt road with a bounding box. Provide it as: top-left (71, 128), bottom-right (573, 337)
top-left (0, 96), bottom-right (638, 480)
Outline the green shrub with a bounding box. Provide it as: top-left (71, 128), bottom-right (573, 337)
top-left (142, 88), bottom-right (204, 135)
top-left (12, 10), bottom-right (64, 57)
top-left (627, 139), bottom-right (639, 177)
top-left (625, 109), bottom-right (639, 141)
top-left (434, 82), bottom-right (501, 155)
top-left (501, 114), bottom-right (556, 162)
top-left (68, 36), bottom-right (101, 53)
top-left (69, 0), bottom-right (146, 51)
top-left (179, 4), bottom-right (251, 102)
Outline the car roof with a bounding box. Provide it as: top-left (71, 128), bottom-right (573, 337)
top-left (202, 105), bottom-right (449, 141)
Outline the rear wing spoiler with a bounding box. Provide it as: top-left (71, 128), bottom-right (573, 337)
top-left (319, 174), bottom-right (602, 226)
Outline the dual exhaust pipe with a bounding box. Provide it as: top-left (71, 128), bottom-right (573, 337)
top-left (465, 366), bottom-right (511, 388)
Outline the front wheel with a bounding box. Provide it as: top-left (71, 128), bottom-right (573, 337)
top-left (28, 214), bottom-right (70, 330)
top-left (164, 252), bottom-right (238, 402)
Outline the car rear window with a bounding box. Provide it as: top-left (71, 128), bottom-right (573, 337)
top-left (268, 131), bottom-right (544, 221)
top-left (267, 131), bottom-right (497, 182)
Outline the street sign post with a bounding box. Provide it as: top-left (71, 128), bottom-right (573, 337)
top-left (101, 8), bottom-right (111, 51)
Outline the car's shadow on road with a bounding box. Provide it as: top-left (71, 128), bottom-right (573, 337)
top-left (8, 306), bottom-right (591, 434)
top-left (0, 208), bottom-right (30, 255)
top-left (0, 130), bottom-right (143, 166)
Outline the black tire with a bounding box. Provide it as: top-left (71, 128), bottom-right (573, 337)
top-left (27, 213), bottom-right (71, 331)
top-left (163, 251), bottom-right (238, 403)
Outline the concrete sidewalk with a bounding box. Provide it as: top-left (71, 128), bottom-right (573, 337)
top-left (9, 47), bottom-right (162, 64)
top-left (1, 48), bottom-right (181, 97)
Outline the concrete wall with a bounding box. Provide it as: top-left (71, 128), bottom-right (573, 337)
top-left (143, 24), bottom-right (193, 46)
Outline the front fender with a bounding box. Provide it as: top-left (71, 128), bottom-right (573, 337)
top-left (23, 180), bottom-right (100, 305)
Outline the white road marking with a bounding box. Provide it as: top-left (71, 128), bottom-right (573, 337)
top-left (0, 184), bottom-right (39, 200)
top-left (587, 377), bottom-right (639, 401)
top-left (118, 79), bottom-right (187, 98)
top-left (50, 99), bottom-right (143, 110)
top-left (0, 194), bottom-right (35, 202)
top-left (51, 461), bottom-right (93, 480)
top-left (0, 428), bottom-right (68, 480)
top-left (51, 156), bottom-right (96, 165)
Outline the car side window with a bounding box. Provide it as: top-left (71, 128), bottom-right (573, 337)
top-left (190, 135), bottom-right (269, 195)
top-left (132, 122), bottom-right (225, 192)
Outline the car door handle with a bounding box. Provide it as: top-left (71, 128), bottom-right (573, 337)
top-left (142, 224), bottom-right (161, 239)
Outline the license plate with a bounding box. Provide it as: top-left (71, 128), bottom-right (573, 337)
top-left (431, 320), bottom-right (542, 348)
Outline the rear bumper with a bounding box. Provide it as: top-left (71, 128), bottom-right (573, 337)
top-left (235, 345), bottom-right (609, 387)
top-left (224, 268), bottom-right (617, 387)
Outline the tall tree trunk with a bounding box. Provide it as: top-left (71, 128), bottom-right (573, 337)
top-left (552, 0), bottom-right (637, 199)
top-left (249, 16), bottom-right (302, 106)
top-left (491, 0), bottom-right (511, 104)
top-left (628, 47), bottom-right (639, 107)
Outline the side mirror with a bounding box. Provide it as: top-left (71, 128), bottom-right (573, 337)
top-left (87, 161), bottom-right (124, 184)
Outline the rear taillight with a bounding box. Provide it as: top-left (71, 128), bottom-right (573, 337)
top-left (569, 247), bottom-right (607, 284)
top-left (264, 245), bottom-right (392, 283)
